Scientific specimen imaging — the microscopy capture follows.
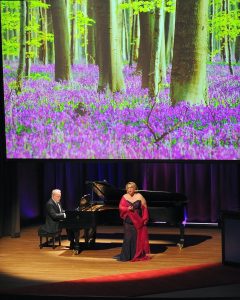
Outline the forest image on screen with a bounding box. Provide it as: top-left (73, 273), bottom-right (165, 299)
top-left (1, 0), bottom-right (240, 159)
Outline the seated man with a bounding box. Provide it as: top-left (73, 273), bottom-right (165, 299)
top-left (41, 196), bottom-right (81, 252)
top-left (40, 189), bottom-right (66, 234)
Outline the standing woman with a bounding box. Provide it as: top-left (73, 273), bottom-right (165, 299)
top-left (118, 182), bottom-right (150, 261)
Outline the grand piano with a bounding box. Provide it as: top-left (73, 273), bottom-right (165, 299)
top-left (60, 180), bottom-right (188, 250)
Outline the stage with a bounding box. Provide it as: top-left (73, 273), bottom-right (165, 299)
top-left (0, 224), bottom-right (240, 299)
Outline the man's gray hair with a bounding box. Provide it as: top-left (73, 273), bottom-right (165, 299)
top-left (52, 189), bottom-right (61, 196)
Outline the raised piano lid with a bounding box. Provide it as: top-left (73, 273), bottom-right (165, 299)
top-left (86, 180), bottom-right (125, 205)
top-left (86, 180), bottom-right (188, 206)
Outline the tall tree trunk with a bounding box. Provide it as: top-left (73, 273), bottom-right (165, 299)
top-left (94, 0), bottom-right (125, 93)
top-left (220, 0), bottom-right (227, 62)
top-left (87, 0), bottom-right (96, 64)
top-left (170, 0), bottom-right (208, 105)
top-left (209, 0), bottom-right (214, 61)
top-left (50, 0), bottom-right (71, 81)
top-left (16, 0), bottom-right (26, 93)
top-left (129, 12), bottom-right (135, 66)
top-left (148, 7), bottom-right (161, 99)
top-left (235, 1), bottom-right (240, 62)
top-left (165, 1), bottom-right (176, 67)
top-left (122, 1), bottom-right (130, 63)
top-left (133, 14), bottom-right (140, 62)
top-left (70, 0), bottom-right (77, 65)
top-left (129, 10), bottom-right (135, 67)
top-left (159, 15), bottom-right (167, 86)
top-left (138, 11), bottom-right (154, 88)
top-left (38, 4), bottom-right (47, 64)
top-left (235, 36), bottom-right (240, 62)
top-left (226, 0), bottom-right (233, 74)
top-left (81, 0), bottom-right (88, 64)
top-left (46, 0), bottom-right (54, 64)
top-left (129, 13), bottom-right (140, 66)
top-left (25, 0), bottom-right (31, 77)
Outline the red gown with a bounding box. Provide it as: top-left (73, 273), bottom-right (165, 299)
top-left (119, 196), bottom-right (150, 262)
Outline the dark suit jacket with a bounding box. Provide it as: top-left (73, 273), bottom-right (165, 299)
top-left (41, 198), bottom-right (65, 233)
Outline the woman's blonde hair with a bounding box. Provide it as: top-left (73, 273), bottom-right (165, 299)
top-left (125, 181), bottom-right (138, 190)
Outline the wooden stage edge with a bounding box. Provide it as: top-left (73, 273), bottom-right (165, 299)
top-left (0, 224), bottom-right (222, 290)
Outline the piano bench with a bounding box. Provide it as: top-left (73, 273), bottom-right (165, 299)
top-left (38, 228), bottom-right (61, 249)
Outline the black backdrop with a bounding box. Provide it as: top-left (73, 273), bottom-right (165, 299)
top-left (0, 158), bottom-right (239, 238)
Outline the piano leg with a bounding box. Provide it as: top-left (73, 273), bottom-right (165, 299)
top-left (177, 223), bottom-right (185, 249)
top-left (66, 228), bottom-right (81, 254)
top-left (84, 227), bottom-right (97, 248)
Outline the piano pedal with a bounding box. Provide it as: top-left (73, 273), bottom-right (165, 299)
top-left (72, 249), bottom-right (80, 255)
top-left (71, 243), bottom-right (81, 255)
top-left (177, 243), bottom-right (183, 249)
top-left (177, 239), bottom-right (184, 249)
